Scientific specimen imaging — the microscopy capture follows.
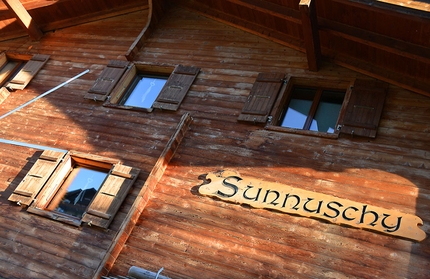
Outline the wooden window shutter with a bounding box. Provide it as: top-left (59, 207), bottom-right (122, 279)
top-left (0, 87), bottom-right (10, 104)
top-left (152, 65), bottom-right (200, 111)
top-left (238, 72), bottom-right (285, 123)
top-left (8, 150), bottom-right (66, 206)
top-left (0, 52), bottom-right (6, 68)
top-left (108, 64), bottom-right (137, 104)
top-left (82, 164), bottom-right (140, 228)
top-left (339, 79), bottom-right (388, 138)
top-left (0, 52), bottom-right (7, 85)
top-left (0, 58), bottom-right (18, 86)
top-left (6, 54), bottom-right (50, 90)
top-left (84, 60), bottom-right (129, 101)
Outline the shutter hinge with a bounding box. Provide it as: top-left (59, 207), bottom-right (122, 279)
top-left (336, 124), bottom-right (342, 131)
top-left (267, 116), bottom-right (273, 124)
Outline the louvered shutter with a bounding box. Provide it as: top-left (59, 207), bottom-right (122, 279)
top-left (0, 87), bottom-right (10, 104)
top-left (8, 150), bottom-right (65, 206)
top-left (6, 54), bottom-right (50, 90)
top-left (109, 64), bottom-right (137, 104)
top-left (82, 164), bottom-right (140, 228)
top-left (152, 65), bottom-right (200, 111)
top-left (84, 60), bottom-right (129, 101)
top-left (0, 53), bottom-right (17, 86)
top-left (0, 52), bottom-right (6, 68)
top-left (340, 79), bottom-right (388, 138)
top-left (238, 73), bottom-right (285, 123)
top-left (0, 61), bottom-right (19, 86)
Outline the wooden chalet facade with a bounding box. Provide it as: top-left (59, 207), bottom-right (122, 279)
top-left (0, 0), bottom-right (429, 278)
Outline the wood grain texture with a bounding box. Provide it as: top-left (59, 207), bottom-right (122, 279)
top-left (0, 3), bottom-right (429, 279)
top-left (108, 6), bottom-right (429, 279)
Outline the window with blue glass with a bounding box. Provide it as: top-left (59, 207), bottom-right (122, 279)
top-left (99, 62), bottom-right (200, 112)
top-left (9, 150), bottom-right (140, 228)
top-left (280, 87), bottom-right (345, 134)
top-left (239, 73), bottom-right (387, 138)
top-left (120, 75), bottom-right (168, 109)
top-left (50, 166), bottom-right (108, 219)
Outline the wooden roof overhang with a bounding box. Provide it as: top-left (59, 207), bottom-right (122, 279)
top-left (2, 0), bottom-right (429, 97)
top-left (165, 0), bottom-right (429, 98)
top-left (0, 0), bottom-right (148, 41)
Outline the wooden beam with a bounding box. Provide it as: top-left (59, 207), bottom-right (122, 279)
top-left (94, 113), bottom-right (193, 278)
top-left (299, 0), bottom-right (321, 71)
top-left (1, 0), bottom-right (43, 40)
top-left (126, 0), bottom-right (172, 61)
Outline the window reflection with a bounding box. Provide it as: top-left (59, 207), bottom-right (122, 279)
top-left (311, 90), bottom-right (344, 133)
top-left (53, 166), bottom-right (108, 218)
top-left (281, 87), bottom-right (345, 133)
top-left (121, 75), bottom-right (167, 109)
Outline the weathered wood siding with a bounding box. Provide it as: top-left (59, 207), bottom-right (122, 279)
top-left (108, 6), bottom-right (430, 279)
top-left (0, 9), bottom-right (164, 279)
top-left (0, 2), bottom-right (428, 279)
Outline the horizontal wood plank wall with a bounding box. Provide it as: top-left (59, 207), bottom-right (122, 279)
top-left (0, 9), bottom-right (178, 279)
top-left (109, 6), bottom-right (430, 279)
top-left (178, 0), bottom-right (430, 97)
top-left (0, 3), bottom-right (429, 279)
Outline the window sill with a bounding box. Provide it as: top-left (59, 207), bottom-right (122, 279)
top-left (27, 207), bottom-right (82, 227)
top-left (103, 102), bottom-right (154, 113)
top-left (265, 124), bottom-right (340, 139)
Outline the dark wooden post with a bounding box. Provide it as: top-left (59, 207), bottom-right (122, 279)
top-left (299, 0), bottom-right (321, 71)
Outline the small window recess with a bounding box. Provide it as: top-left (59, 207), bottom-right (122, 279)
top-left (238, 74), bottom-right (387, 139)
top-left (8, 150), bottom-right (140, 228)
top-left (266, 77), bottom-right (349, 139)
top-left (106, 63), bottom-right (172, 112)
top-left (1, 52), bottom-right (25, 88)
top-left (0, 52), bottom-right (50, 91)
top-left (85, 61), bottom-right (200, 112)
top-left (118, 74), bottom-right (168, 110)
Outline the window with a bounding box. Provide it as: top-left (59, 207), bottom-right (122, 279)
top-left (0, 52), bottom-right (50, 90)
top-left (8, 150), bottom-right (140, 228)
top-left (0, 56), bottom-right (24, 87)
top-left (50, 166), bottom-right (108, 219)
top-left (278, 87), bottom-right (345, 134)
top-left (238, 73), bottom-right (388, 138)
top-left (85, 60), bottom-right (200, 112)
top-left (119, 74), bottom-right (168, 109)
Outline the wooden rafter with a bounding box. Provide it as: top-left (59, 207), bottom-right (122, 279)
top-left (299, 0), bottom-right (321, 71)
top-left (126, 0), bottom-right (172, 60)
top-left (2, 0), bottom-right (43, 40)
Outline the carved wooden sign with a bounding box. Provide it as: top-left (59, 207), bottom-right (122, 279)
top-left (199, 170), bottom-right (426, 242)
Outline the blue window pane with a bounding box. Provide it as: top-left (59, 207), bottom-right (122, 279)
top-left (123, 76), bottom-right (167, 109)
top-left (281, 99), bottom-right (312, 129)
top-left (54, 166), bottom-right (108, 218)
top-left (310, 90), bottom-right (344, 133)
top-left (281, 87), bottom-right (315, 129)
